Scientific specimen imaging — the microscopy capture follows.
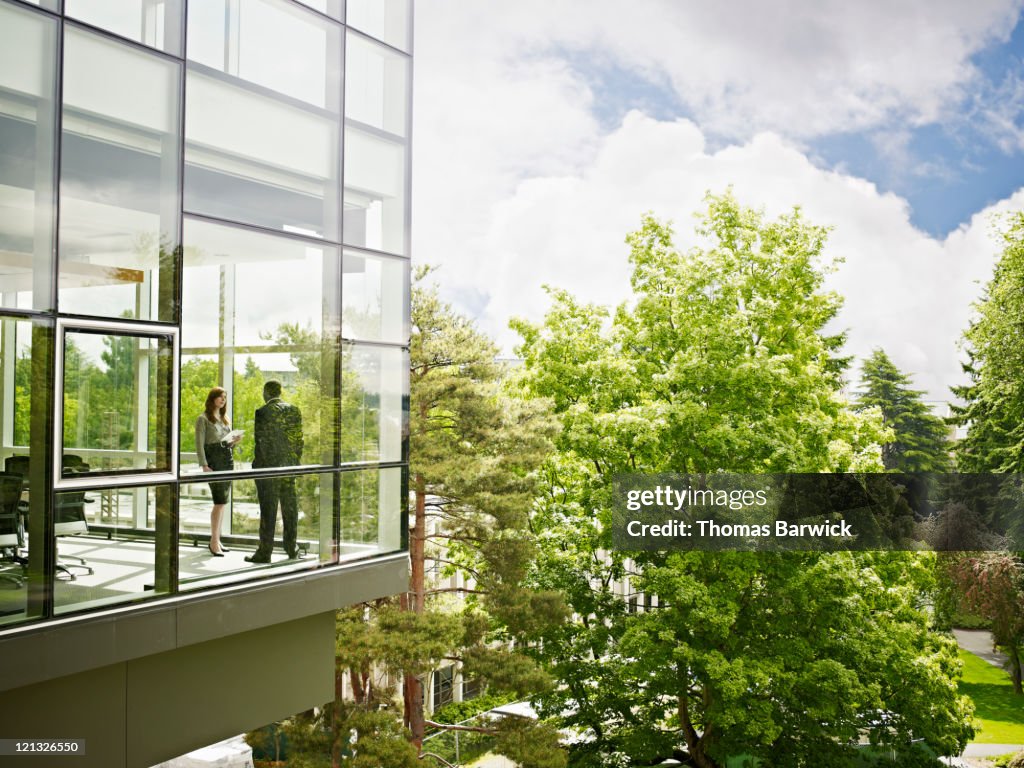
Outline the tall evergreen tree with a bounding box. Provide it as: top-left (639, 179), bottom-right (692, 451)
top-left (951, 212), bottom-right (1024, 472)
top-left (263, 271), bottom-right (566, 768)
top-left (856, 348), bottom-right (951, 471)
top-left (402, 268), bottom-right (564, 760)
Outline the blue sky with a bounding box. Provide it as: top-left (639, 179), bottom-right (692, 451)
top-left (557, 19), bottom-right (1024, 239)
top-left (413, 0), bottom-right (1024, 399)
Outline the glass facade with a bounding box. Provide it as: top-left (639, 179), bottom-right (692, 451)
top-left (0, 0), bottom-right (410, 628)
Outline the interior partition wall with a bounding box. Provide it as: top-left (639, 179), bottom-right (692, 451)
top-left (0, 0), bottom-right (411, 627)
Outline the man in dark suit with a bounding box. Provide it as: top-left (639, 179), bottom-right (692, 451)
top-left (245, 380), bottom-right (304, 563)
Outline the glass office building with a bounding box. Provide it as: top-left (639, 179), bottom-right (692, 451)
top-left (0, 1), bottom-right (410, 764)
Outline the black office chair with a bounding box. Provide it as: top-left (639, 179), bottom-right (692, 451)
top-left (55, 459), bottom-right (94, 579)
top-left (0, 474), bottom-right (26, 588)
top-left (5, 455), bottom-right (29, 483)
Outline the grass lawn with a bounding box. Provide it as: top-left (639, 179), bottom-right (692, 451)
top-left (958, 648), bottom-right (1024, 744)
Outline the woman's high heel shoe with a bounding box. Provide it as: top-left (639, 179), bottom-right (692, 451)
top-left (208, 544), bottom-right (224, 557)
top-left (219, 544), bottom-right (230, 552)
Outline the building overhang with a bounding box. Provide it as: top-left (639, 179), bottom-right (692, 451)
top-left (0, 552), bottom-right (408, 693)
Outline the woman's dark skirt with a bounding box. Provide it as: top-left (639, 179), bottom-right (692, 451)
top-left (205, 443), bottom-right (234, 504)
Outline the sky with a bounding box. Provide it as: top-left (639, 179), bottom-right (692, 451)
top-left (410, 0), bottom-right (1024, 402)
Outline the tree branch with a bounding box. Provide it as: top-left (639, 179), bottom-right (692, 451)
top-left (424, 721), bottom-right (497, 734)
top-left (419, 751), bottom-right (458, 767)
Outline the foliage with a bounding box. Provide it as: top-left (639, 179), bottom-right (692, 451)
top-left (515, 193), bottom-right (971, 768)
top-left (247, 703), bottom-right (421, 768)
top-left (491, 716), bottom-right (568, 768)
top-left (958, 649), bottom-right (1024, 742)
top-left (855, 348), bottom-right (951, 471)
top-left (317, 271), bottom-right (566, 766)
top-left (947, 553), bottom-right (1024, 693)
top-left (245, 723), bottom-right (289, 763)
top-left (430, 691), bottom-right (518, 725)
top-left (951, 212), bottom-right (1024, 472)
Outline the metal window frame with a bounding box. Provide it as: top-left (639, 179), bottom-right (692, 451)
top-left (53, 317), bottom-right (180, 490)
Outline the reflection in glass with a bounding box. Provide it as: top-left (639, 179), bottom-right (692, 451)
top-left (346, 32), bottom-right (409, 137)
top-left (343, 126), bottom-right (406, 254)
top-left (178, 471), bottom-right (335, 591)
top-left (65, 0), bottom-right (184, 55)
top-left (188, 0), bottom-right (341, 110)
top-left (53, 483), bottom-right (173, 614)
top-left (340, 466), bottom-right (401, 554)
top-left (181, 218), bottom-right (340, 471)
top-left (184, 70), bottom-right (340, 240)
top-left (0, 317), bottom-right (33, 626)
top-left (294, 0), bottom-right (342, 21)
top-left (340, 344), bottom-right (406, 463)
top-left (342, 250), bottom-right (408, 343)
top-left (0, 4), bottom-right (57, 312)
top-left (58, 28), bottom-right (181, 322)
top-left (346, 0), bottom-right (410, 52)
top-left (62, 329), bottom-right (174, 477)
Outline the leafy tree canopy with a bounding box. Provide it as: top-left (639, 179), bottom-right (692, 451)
top-left (515, 193), bottom-right (971, 768)
top-left (951, 212), bottom-right (1024, 472)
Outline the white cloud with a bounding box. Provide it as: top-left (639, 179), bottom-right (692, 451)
top-left (411, 1), bottom-right (1024, 401)
top-left (421, 108), bottom-right (1017, 401)
top-left (415, 0), bottom-right (1023, 142)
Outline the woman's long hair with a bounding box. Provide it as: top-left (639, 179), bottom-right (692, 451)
top-left (204, 387), bottom-right (230, 426)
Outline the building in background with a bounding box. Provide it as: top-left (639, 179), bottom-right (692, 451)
top-left (0, 0), bottom-right (411, 765)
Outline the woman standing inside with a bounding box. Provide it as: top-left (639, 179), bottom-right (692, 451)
top-left (196, 387), bottom-right (240, 556)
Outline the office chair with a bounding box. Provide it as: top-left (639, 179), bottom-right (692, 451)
top-left (0, 474), bottom-right (26, 588)
top-left (55, 459), bottom-right (94, 579)
top-left (5, 455), bottom-right (29, 483)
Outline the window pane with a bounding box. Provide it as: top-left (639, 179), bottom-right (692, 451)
top-left (181, 218), bottom-right (340, 472)
top-left (346, 32), bottom-right (408, 136)
top-left (342, 250), bottom-right (408, 343)
top-left (340, 344), bottom-right (406, 463)
top-left (295, 0), bottom-right (342, 20)
top-left (346, 0), bottom-right (410, 52)
top-left (340, 466), bottom-right (401, 554)
top-left (184, 71), bottom-right (340, 240)
top-left (0, 3), bottom-right (57, 312)
top-left (65, 0), bottom-right (184, 55)
top-left (178, 469), bottom-right (336, 591)
top-left (53, 483), bottom-right (174, 614)
top-left (0, 316), bottom-right (36, 626)
top-left (62, 329), bottom-right (175, 477)
top-left (2, 0), bottom-right (58, 10)
top-left (188, 0), bottom-right (341, 111)
top-left (58, 28), bottom-right (181, 322)
top-left (343, 126), bottom-right (406, 254)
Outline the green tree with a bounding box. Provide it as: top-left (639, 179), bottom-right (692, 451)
top-left (947, 552), bottom-right (1024, 694)
top-left (401, 269), bottom-right (564, 764)
top-left (515, 193), bottom-right (971, 767)
top-left (855, 348), bottom-right (951, 471)
top-left (951, 212), bottom-right (1024, 472)
top-left (282, 271), bottom-right (566, 768)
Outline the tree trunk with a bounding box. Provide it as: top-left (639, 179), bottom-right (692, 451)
top-left (350, 667), bottom-right (365, 705)
top-left (332, 662), bottom-right (344, 768)
top-left (412, 482), bottom-right (426, 614)
top-left (402, 479), bottom-right (428, 747)
top-left (405, 673), bottom-right (425, 748)
top-left (678, 691), bottom-right (719, 768)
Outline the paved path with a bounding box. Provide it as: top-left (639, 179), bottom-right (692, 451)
top-left (954, 628), bottom-right (1009, 668)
